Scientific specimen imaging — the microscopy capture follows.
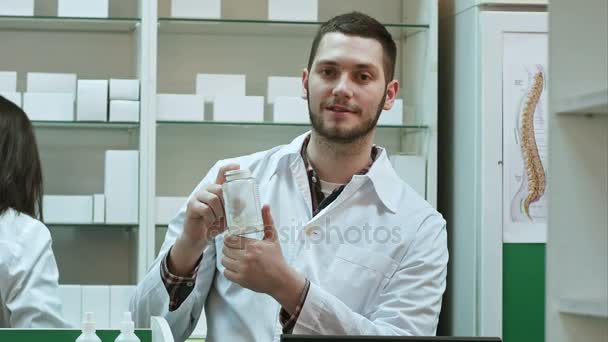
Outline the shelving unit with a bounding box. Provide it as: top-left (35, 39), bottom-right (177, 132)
top-left (1, 1), bottom-right (438, 294)
top-left (555, 87), bottom-right (608, 116)
top-left (546, 0), bottom-right (608, 341)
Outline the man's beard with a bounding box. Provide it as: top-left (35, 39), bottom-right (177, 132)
top-left (306, 86), bottom-right (387, 144)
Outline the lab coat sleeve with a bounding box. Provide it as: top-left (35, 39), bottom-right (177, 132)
top-left (130, 162), bottom-right (223, 342)
top-left (293, 213), bottom-right (448, 336)
top-left (4, 220), bottom-right (68, 328)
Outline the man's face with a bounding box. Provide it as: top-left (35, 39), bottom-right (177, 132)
top-left (303, 32), bottom-right (398, 143)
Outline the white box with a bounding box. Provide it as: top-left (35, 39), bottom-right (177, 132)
top-left (109, 79), bottom-right (139, 101)
top-left (109, 100), bottom-right (139, 122)
top-left (195, 74), bottom-right (246, 103)
top-left (42, 195), bottom-right (93, 224)
top-left (213, 96), bottom-right (264, 122)
top-left (155, 197), bottom-right (187, 225)
top-left (267, 76), bottom-right (302, 104)
top-left (58, 285), bottom-right (82, 328)
top-left (156, 94), bottom-right (205, 122)
top-left (105, 150), bottom-right (139, 224)
top-left (379, 99), bottom-right (404, 126)
top-left (24, 92), bottom-right (75, 121)
top-left (0, 91), bottom-right (22, 108)
top-left (58, 0), bottom-right (109, 18)
top-left (77, 80), bottom-right (108, 122)
top-left (0, 71), bottom-right (17, 91)
top-left (268, 0), bottom-right (317, 21)
top-left (93, 194), bottom-right (105, 224)
top-left (390, 155), bottom-right (426, 198)
top-left (82, 286), bottom-right (110, 329)
top-left (171, 0), bottom-right (221, 19)
top-left (0, 0), bottom-right (34, 16)
top-left (109, 286), bottom-right (135, 329)
top-left (273, 96), bottom-right (309, 124)
top-left (26, 72), bottom-right (77, 94)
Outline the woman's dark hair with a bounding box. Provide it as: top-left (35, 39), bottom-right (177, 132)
top-left (307, 11), bottom-right (398, 82)
top-left (0, 96), bottom-right (44, 220)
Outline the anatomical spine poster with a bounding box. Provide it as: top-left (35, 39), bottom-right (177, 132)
top-left (502, 32), bottom-right (548, 243)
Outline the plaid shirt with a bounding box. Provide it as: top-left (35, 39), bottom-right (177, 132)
top-left (161, 134), bottom-right (378, 331)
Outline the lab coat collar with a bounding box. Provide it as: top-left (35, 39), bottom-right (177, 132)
top-left (270, 132), bottom-right (401, 213)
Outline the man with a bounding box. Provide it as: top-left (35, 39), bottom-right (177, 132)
top-left (131, 12), bottom-right (448, 342)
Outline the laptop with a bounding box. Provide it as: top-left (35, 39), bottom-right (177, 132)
top-left (281, 336), bottom-right (502, 342)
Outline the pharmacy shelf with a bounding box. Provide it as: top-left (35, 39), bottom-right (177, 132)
top-left (32, 121), bottom-right (139, 129)
top-left (158, 17), bottom-right (428, 37)
top-left (558, 298), bottom-right (608, 319)
top-left (156, 120), bottom-right (428, 130)
top-left (0, 15), bottom-right (139, 32)
top-left (555, 87), bottom-right (608, 115)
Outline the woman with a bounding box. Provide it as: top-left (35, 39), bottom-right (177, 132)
top-left (0, 95), bottom-right (67, 328)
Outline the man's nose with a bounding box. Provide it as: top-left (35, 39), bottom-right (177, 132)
top-left (331, 74), bottom-right (354, 99)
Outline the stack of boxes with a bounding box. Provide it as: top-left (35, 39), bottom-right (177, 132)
top-left (170, 0), bottom-right (319, 21)
top-left (0, 0), bottom-right (109, 17)
top-left (109, 79), bottom-right (140, 122)
top-left (1, 71), bottom-right (139, 123)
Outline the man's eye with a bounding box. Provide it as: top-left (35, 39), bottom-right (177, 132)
top-left (358, 74), bottom-right (371, 81)
top-left (321, 69), bottom-right (335, 76)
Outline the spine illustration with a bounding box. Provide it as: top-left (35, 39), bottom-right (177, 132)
top-left (520, 71), bottom-right (546, 219)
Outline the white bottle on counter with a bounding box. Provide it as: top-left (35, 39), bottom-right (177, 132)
top-left (114, 312), bottom-right (140, 342)
top-left (76, 312), bottom-right (102, 342)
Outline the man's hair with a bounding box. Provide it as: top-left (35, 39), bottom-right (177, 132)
top-left (0, 96), bottom-right (44, 220)
top-left (307, 12), bottom-right (397, 82)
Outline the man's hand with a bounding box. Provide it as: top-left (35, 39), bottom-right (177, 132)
top-left (168, 163), bottom-right (240, 276)
top-left (222, 205), bottom-right (306, 314)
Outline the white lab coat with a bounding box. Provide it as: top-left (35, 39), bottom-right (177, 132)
top-left (0, 208), bottom-right (68, 328)
top-left (131, 132), bottom-right (448, 342)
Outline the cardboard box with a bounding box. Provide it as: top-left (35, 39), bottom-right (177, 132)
top-left (58, 285), bottom-right (82, 328)
top-left (0, 91), bottom-right (22, 108)
top-left (104, 150), bottom-right (139, 224)
top-left (109, 79), bottom-right (139, 101)
top-left (379, 99), bottom-right (403, 126)
top-left (0, 71), bottom-right (17, 91)
top-left (24, 92), bottom-right (75, 121)
top-left (171, 0), bottom-right (220, 19)
top-left (42, 195), bottom-right (93, 224)
top-left (109, 286), bottom-right (136, 329)
top-left (156, 94), bottom-right (205, 122)
top-left (389, 154), bottom-right (426, 198)
top-left (58, 0), bottom-right (109, 18)
top-left (93, 194), bottom-right (105, 224)
top-left (195, 74), bottom-right (246, 103)
top-left (26, 72), bottom-right (77, 94)
top-left (268, 0), bottom-right (317, 21)
top-left (267, 76), bottom-right (302, 104)
top-left (155, 196), bottom-right (187, 225)
top-left (77, 80), bottom-right (108, 122)
top-left (213, 95), bottom-right (264, 122)
top-left (273, 96), bottom-right (309, 124)
top-left (109, 100), bottom-right (139, 122)
top-left (0, 0), bottom-right (34, 16)
top-left (82, 286), bottom-right (110, 329)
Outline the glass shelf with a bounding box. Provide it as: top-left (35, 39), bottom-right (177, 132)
top-left (158, 17), bottom-right (428, 38)
top-left (0, 15), bottom-right (140, 32)
top-left (32, 121), bottom-right (139, 129)
top-left (46, 222), bottom-right (138, 228)
top-left (156, 120), bottom-right (428, 130)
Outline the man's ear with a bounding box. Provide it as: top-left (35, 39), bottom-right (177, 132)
top-left (382, 80), bottom-right (400, 111)
top-left (302, 68), bottom-right (309, 100)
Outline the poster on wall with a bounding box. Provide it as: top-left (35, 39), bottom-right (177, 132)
top-left (502, 32), bottom-right (548, 243)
